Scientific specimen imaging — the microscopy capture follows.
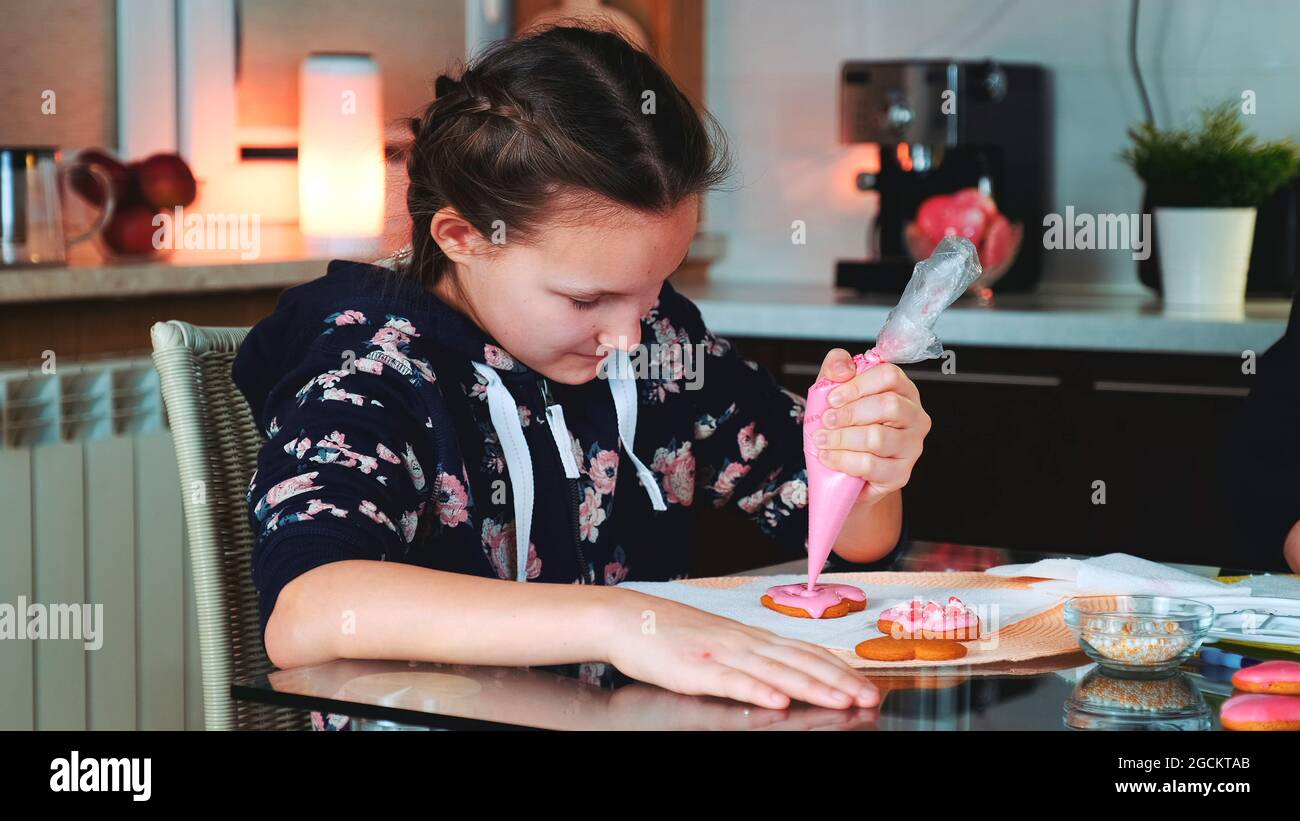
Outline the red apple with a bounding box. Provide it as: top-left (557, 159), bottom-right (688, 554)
top-left (136, 153), bottom-right (197, 208)
top-left (101, 204), bottom-right (161, 256)
top-left (915, 189), bottom-right (990, 246)
top-left (952, 187), bottom-right (999, 218)
top-left (981, 214), bottom-right (1016, 271)
top-left (68, 148), bottom-right (129, 207)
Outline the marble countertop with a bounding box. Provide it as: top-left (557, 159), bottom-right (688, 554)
top-left (675, 281), bottom-right (1292, 356)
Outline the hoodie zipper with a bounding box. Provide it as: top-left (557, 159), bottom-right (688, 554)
top-left (538, 376), bottom-right (594, 584)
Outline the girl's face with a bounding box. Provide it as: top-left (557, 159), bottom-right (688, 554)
top-left (431, 193), bottom-right (699, 385)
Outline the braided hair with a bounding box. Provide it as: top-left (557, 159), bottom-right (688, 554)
top-left (401, 23), bottom-right (732, 289)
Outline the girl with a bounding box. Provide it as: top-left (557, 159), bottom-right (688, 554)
top-left (233, 23), bottom-right (931, 717)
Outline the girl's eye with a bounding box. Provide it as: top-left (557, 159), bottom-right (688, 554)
top-left (569, 298), bottom-right (599, 311)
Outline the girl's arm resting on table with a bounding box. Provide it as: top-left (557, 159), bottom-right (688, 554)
top-left (264, 559), bottom-right (624, 669)
top-left (263, 556), bottom-right (883, 712)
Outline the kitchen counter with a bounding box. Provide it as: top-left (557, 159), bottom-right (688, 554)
top-left (2, 250), bottom-right (1290, 356)
top-left (675, 281), bottom-right (1292, 356)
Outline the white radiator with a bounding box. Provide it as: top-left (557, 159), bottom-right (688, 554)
top-left (0, 357), bottom-right (205, 730)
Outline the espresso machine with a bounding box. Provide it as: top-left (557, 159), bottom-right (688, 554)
top-left (836, 60), bottom-right (1051, 294)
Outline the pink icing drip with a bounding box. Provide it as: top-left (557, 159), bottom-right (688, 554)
top-left (1233, 660), bottom-right (1300, 685)
top-left (802, 349), bottom-right (884, 591)
top-left (1220, 693), bottom-right (1300, 724)
top-left (766, 582), bottom-right (866, 619)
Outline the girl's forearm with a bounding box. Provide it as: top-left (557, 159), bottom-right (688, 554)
top-left (265, 560), bottom-right (627, 669)
top-left (832, 489), bottom-right (903, 564)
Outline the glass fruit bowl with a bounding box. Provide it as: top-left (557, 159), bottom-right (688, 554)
top-left (1063, 595), bottom-right (1214, 676)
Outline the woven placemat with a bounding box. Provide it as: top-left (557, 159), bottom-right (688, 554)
top-left (682, 571), bottom-right (1082, 670)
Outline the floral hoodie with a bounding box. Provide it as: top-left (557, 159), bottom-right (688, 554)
top-left (233, 259), bottom-right (905, 647)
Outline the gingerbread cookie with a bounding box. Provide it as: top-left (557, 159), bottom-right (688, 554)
top-left (854, 636), bottom-right (968, 662)
top-left (877, 596), bottom-right (981, 640)
top-left (762, 583), bottom-right (867, 619)
top-left (1220, 693), bottom-right (1300, 731)
top-left (1232, 660), bottom-right (1300, 695)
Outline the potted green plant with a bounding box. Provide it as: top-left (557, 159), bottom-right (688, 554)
top-left (1123, 103), bottom-right (1300, 311)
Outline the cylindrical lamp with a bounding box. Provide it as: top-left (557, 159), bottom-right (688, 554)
top-left (298, 52), bottom-right (384, 255)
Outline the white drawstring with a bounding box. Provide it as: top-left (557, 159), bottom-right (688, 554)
top-left (471, 362), bottom-right (535, 582)
top-left (471, 350), bottom-right (667, 583)
top-left (608, 349), bottom-right (668, 511)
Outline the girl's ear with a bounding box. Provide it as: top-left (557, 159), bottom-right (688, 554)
top-left (430, 207), bottom-right (490, 267)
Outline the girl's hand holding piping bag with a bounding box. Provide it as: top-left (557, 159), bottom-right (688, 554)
top-left (810, 348), bottom-right (929, 562)
top-left (802, 235), bottom-right (984, 570)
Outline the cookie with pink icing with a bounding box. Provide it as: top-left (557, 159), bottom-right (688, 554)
top-left (1232, 660), bottom-right (1300, 695)
top-left (1219, 693), bottom-right (1300, 731)
top-left (878, 595), bottom-right (981, 640)
top-left (763, 583), bottom-right (867, 619)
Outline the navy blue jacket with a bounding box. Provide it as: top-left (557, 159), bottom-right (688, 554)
top-left (233, 259), bottom-right (904, 645)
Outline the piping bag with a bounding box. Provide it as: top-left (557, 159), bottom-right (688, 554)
top-left (766, 236), bottom-right (983, 618)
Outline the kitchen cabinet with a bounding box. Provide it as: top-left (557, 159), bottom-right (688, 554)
top-left (693, 336), bottom-right (1264, 574)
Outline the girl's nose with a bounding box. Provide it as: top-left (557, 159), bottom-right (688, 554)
top-left (597, 318), bottom-right (642, 354)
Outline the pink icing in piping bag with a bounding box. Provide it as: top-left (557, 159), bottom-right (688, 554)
top-left (766, 237), bottom-right (983, 618)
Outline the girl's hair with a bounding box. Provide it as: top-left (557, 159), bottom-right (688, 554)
top-left (401, 22), bottom-right (733, 289)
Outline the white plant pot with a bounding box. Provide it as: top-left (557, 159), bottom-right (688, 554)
top-left (1155, 207), bottom-right (1257, 311)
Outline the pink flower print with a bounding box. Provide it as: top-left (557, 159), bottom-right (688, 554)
top-left (426, 416), bottom-right (434, 428)
top-left (296, 370), bottom-right (347, 404)
top-left (517, 405), bottom-right (532, 427)
top-left (384, 316), bottom-right (419, 337)
top-left (483, 344), bottom-right (516, 371)
top-left (370, 326), bottom-right (409, 354)
top-left (651, 316), bottom-right (683, 347)
top-left (737, 487), bottom-right (776, 515)
top-left (311, 431), bottom-right (378, 473)
top-left (403, 443), bottom-right (426, 490)
top-left (434, 471), bottom-right (469, 527)
top-left (587, 449), bottom-right (620, 496)
top-left (778, 476), bottom-right (808, 509)
top-left (266, 417), bottom-right (280, 437)
top-left (604, 561), bottom-right (628, 585)
top-left (304, 499), bottom-right (347, 519)
top-left (711, 461), bottom-right (751, 504)
top-left (283, 436), bottom-right (311, 459)
top-left (737, 422), bottom-right (767, 462)
top-left (376, 443), bottom-right (401, 464)
top-left (410, 357), bottom-right (435, 383)
top-left (331, 309), bottom-right (367, 326)
top-left (354, 357), bottom-right (383, 376)
top-left (647, 380), bottom-right (682, 404)
top-left (358, 500), bottom-right (397, 533)
top-left (399, 508), bottom-right (421, 543)
top-left (255, 472), bottom-right (323, 520)
top-left (469, 373), bottom-right (489, 401)
top-left (651, 441), bottom-right (695, 506)
top-left (321, 387), bottom-right (366, 406)
top-left (578, 486), bottom-right (607, 542)
top-left (693, 402), bottom-right (736, 441)
top-left (604, 546), bottom-right (628, 585)
top-left (482, 518), bottom-right (541, 580)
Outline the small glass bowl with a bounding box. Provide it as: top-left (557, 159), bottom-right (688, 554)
top-left (1063, 596), bottom-right (1214, 677)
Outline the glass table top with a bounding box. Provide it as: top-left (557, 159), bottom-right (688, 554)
top-left (231, 541), bottom-right (1295, 730)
